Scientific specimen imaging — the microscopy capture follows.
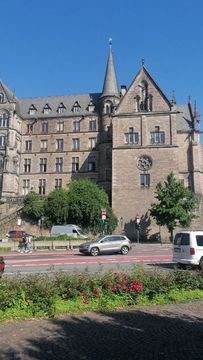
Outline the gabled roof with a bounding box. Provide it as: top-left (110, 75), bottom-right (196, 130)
top-left (17, 93), bottom-right (101, 119)
top-left (0, 80), bottom-right (17, 103)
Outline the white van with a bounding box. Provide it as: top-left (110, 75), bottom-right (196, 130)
top-left (50, 224), bottom-right (88, 238)
top-left (173, 231), bottom-right (203, 269)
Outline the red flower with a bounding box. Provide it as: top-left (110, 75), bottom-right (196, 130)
top-left (83, 298), bottom-right (88, 304)
top-left (111, 286), bottom-right (117, 292)
top-left (79, 292), bottom-right (84, 296)
top-left (89, 291), bottom-right (93, 296)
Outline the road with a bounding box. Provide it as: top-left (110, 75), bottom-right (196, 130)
top-left (3, 244), bottom-right (174, 275)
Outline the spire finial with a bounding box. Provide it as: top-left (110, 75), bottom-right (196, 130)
top-left (171, 90), bottom-right (176, 105)
top-left (141, 58), bottom-right (145, 66)
top-left (109, 37), bottom-right (112, 49)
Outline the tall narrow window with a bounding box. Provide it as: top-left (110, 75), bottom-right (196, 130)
top-left (23, 179), bottom-right (30, 195)
top-left (0, 112), bottom-right (9, 127)
top-left (0, 135), bottom-right (6, 146)
top-left (140, 174), bottom-right (150, 187)
top-left (72, 157), bottom-right (79, 172)
top-left (56, 139), bottom-right (64, 151)
top-left (55, 178), bottom-right (62, 189)
top-left (42, 121), bottom-right (48, 133)
top-left (25, 140), bottom-right (32, 151)
top-left (124, 128), bottom-right (139, 144)
top-left (72, 138), bottom-right (80, 150)
top-left (150, 127), bottom-right (165, 144)
top-left (88, 156), bottom-right (96, 172)
top-left (0, 93), bottom-right (4, 103)
top-left (40, 140), bottom-right (48, 151)
top-left (27, 124), bottom-right (33, 134)
top-left (73, 120), bottom-right (80, 132)
top-left (24, 159), bottom-right (31, 173)
top-left (39, 158), bottom-right (47, 173)
top-left (89, 137), bottom-right (96, 149)
top-left (89, 119), bottom-right (96, 131)
top-left (57, 120), bottom-right (64, 132)
top-left (56, 157), bottom-right (63, 173)
top-left (0, 158), bottom-right (4, 170)
top-left (39, 179), bottom-right (46, 195)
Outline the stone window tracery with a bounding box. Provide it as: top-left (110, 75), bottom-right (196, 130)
top-left (137, 155), bottom-right (152, 171)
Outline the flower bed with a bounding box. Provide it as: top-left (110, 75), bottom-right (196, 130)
top-left (0, 268), bottom-right (203, 321)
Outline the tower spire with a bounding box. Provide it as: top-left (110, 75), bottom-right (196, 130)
top-left (101, 39), bottom-right (119, 98)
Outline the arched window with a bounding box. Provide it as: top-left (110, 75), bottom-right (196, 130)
top-left (0, 93), bottom-right (4, 103)
top-left (104, 101), bottom-right (113, 115)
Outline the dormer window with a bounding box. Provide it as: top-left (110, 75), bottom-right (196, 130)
top-left (72, 101), bottom-right (81, 113)
top-left (43, 104), bottom-right (51, 114)
top-left (57, 102), bottom-right (66, 114)
top-left (28, 104), bottom-right (37, 115)
top-left (0, 93), bottom-right (5, 103)
top-left (87, 100), bottom-right (95, 113)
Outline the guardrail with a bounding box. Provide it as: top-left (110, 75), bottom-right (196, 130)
top-left (0, 239), bottom-right (85, 251)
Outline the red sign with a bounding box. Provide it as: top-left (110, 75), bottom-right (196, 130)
top-left (101, 209), bottom-right (106, 220)
top-left (135, 214), bottom-right (141, 224)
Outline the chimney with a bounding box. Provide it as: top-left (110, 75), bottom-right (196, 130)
top-left (120, 85), bottom-right (127, 97)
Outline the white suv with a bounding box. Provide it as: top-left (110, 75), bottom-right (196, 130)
top-left (79, 235), bottom-right (132, 256)
top-left (173, 231), bottom-right (203, 269)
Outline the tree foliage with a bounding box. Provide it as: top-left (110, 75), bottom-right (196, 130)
top-left (67, 179), bottom-right (117, 233)
top-left (22, 191), bottom-right (45, 222)
top-left (44, 189), bottom-right (69, 225)
top-left (22, 180), bottom-right (118, 233)
top-left (149, 173), bottom-right (198, 241)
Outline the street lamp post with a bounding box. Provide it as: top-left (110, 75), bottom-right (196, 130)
top-left (135, 214), bottom-right (141, 243)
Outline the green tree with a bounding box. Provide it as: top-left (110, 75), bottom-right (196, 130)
top-left (44, 189), bottom-right (69, 225)
top-left (149, 173), bottom-right (198, 241)
top-left (67, 179), bottom-right (117, 233)
top-left (22, 191), bottom-right (45, 223)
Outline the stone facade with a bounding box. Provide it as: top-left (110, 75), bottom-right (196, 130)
top-left (0, 45), bottom-right (202, 239)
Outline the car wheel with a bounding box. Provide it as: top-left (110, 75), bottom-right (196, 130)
top-left (90, 247), bottom-right (99, 256)
top-left (178, 263), bottom-right (187, 270)
top-left (121, 246), bottom-right (129, 255)
top-left (199, 257), bottom-right (203, 270)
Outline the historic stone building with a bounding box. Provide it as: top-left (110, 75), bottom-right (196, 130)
top-left (0, 43), bottom-right (202, 238)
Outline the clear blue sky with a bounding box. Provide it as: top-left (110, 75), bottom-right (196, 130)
top-left (1, 0), bottom-right (203, 137)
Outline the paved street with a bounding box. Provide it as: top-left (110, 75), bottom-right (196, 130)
top-left (2, 243), bottom-right (173, 275)
top-left (0, 301), bottom-right (202, 360)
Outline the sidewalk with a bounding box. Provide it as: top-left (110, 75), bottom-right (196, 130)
top-left (1, 242), bottom-right (172, 257)
top-left (0, 300), bottom-right (202, 360)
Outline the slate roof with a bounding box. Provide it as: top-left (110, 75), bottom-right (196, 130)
top-left (102, 46), bottom-right (119, 98)
top-left (176, 104), bottom-right (194, 132)
top-left (17, 93), bottom-right (101, 119)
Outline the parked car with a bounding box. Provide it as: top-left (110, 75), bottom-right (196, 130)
top-left (173, 230), bottom-right (203, 269)
top-left (79, 234), bottom-right (132, 256)
top-left (0, 256), bottom-right (5, 277)
top-left (51, 224), bottom-right (88, 238)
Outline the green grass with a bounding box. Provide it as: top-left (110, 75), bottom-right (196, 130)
top-left (0, 289), bottom-right (202, 322)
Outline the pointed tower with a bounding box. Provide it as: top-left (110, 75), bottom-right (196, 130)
top-left (101, 39), bottom-right (119, 99)
top-left (98, 40), bottom-right (120, 199)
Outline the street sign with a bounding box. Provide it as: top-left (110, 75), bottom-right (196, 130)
top-left (101, 209), bottom-right (106, 220)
